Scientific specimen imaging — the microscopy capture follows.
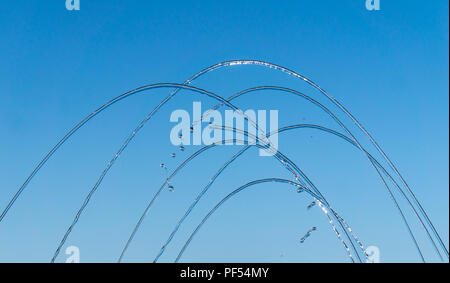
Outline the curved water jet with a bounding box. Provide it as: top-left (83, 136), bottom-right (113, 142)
top-left (174, 178), bottom-right (345, 262)
top-left (4, 60), bottom-right (444, 262)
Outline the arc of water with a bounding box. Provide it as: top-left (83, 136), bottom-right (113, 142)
top-left (52, 83), bottom-right (378, 263)
top-left (174, 178), bottom-right (346, 263)
top-left (3, 61), bottom-right (444, 261)
top-left (218, 124), bottom-right (427, 261)
top-left (49, 84), bottom-right (277, 262)
top-left (151, 122), bottom-right (432, 263)
top-left (121, 85), bottom-right (429, 262)
top-left (150, 130), bottom-right (366, 263)
top-left (52, 80), bottom-right (429, 262)
top-left (179, 60), bottom-right (448, 259)
top-left (209, 86), bottom-right (441, 260)
top-left (118, 136), bottom-right (360, 262)
top-left (139, 84), bottom-right (439, 261)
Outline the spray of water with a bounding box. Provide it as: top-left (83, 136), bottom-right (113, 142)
top-left (1, 60), bottom-right (445, 262)
top-left (148, 127), bottom-right (370, 263)
top-left (49, 84), bottom-right (273, 263)
top-left (174, 178), bottom-right (346, 263)
top-left (125, 120), bottom-right (429, 262)
top-left (122, 84), bottom-right (435, 262)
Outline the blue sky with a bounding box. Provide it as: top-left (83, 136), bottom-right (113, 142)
top-left (0, 0), bottom-right (448, 262)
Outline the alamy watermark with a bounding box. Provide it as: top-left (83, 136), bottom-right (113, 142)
top-left (365, 246), bottom-right (381, 263)
top-left (366, 0), bottom-right (380, 11)
top-left (65, 1), bottom-right (379, 12)
top-left (65, 245), bottom-right (80, 263)
top-left (66, 0), bottom-right (80, 11)
top-left (169, 102), bottom-right (279, 156)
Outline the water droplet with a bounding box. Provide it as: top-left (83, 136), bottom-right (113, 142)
top-left (168, 185), bottom-right (174, 192)
top-left (160, 163), bottom-right (166, 168)
top-left (190, 126), bottom-right (194, 132)
top-left (300, 227), bottom-right (317, 244)
top-left (179, 146), bottom-right (185, 151)
top-left (307, 201), bottom-right (316, 210)
top-left (171, 153), bottom-right (176, 158)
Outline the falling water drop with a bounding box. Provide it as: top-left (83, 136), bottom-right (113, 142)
top-left (307, 201), bottom-right (316, 210)
top-left (300, 227), bottom-right (317, 244)
top-left (179, 146), bottom-right (185, 151)
top-left (171, 153), bottom-right (176, 158)
top-left (168, 185), bottom-right (175, 192)
top-left (160, 163), bottom-right (169, 184)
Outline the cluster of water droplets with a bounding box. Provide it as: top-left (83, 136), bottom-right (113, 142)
top-left (160, 131), bottom-right (191, 192)
top-left (316, 200), bottom-right (354, 261)
top-left (334, 213), bottom-right (369, 259)
top-left (159, 163), bottom-right (173, 192)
